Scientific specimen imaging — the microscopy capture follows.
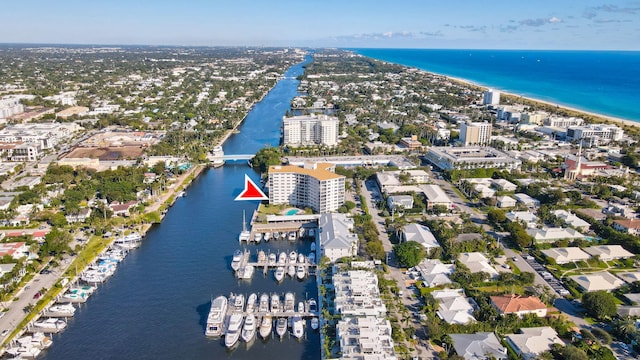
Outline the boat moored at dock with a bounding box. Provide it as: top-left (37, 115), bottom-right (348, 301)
top-left (231, 250), bottom-right (243, 271)
top-left (224, 313), bottom-right (244, 348)
top-left (276, 317), bottom-right (287, 339)
top-left (241, 313), bottom-right (257, 342)
top-left (205, 295), bottom-right (228, 337)
top-left (33, 318), bottom-right (67, 333)
top-left (43, 303), bottom-right (76, 318)
top-left (259, 315), bottom-right (272, 339)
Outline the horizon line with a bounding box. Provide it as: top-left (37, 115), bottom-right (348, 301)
top-left (0, 42), bottom-right (638, 52)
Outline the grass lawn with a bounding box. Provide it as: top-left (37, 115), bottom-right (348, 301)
top-left (473, 284), bottom-right (526, 294)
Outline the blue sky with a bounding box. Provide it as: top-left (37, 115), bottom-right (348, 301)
top-left (1, 0), bottom-right (639, 49)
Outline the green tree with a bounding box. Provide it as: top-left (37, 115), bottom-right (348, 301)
top-left (251, 146), bottom-right (282, 173)
top-left (582, 291), bottom-right (617, 320)
top-left (394, 241), bottom-right (426, 268)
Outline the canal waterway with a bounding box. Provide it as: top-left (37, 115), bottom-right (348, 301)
top-left (43, 56), bottom-right (320, 359)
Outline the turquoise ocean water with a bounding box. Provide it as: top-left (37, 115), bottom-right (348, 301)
top-left (353, 49), bottom-right (640, 122)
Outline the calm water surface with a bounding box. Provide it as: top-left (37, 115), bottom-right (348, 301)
top-left (43, 56), bottom-right (320, 360)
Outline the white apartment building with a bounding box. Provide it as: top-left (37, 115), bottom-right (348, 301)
top-left (333, 270), bottom-right (387, 317)
top-left (483, 89), bottom-right (500, 105)
top-left (0, 122), bottom-right (82, 150)
top-left (567, 124), bottom-right (624, 146)
top-left (0, 98), bottom-right (25, 118)
top-left (337, 317), bottom-right (397, 360)
top-left (460, 122), bottom-right (492, 146)
top-left (282, 114), bottom-right (339, 146)
top-left (544, 116), bottom-right (584, 128)
top-left (268, 162), bottom-right (345, 213)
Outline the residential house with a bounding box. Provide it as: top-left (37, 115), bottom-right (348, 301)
top-left (506, 211), bottom-right (539, 228)
top-left (552, 210), bottom-right (591, 232)
top-left (109, 200), bottom-right (138, 217)
top-left (513, 193), bottom-right (540, 207)
top-left (450, 332), bottom-right (507, 360)
top-left (423, 184), bottom-right (453, 210)
top-left (569, 271), bottom-right (625, 291)
top-left (318, 213), bottom-right (358, 262)
top-left (613, 219), bottom-right (640, 235)
top-left (433, 289), bottom-right (476, 325)
top-left (416, 259), bottom-right (454, 287)
top-left (541, 247), bottom-right (591, 264)
top-left (492, 179), bottom-right (517, 192)
top-left (496, 195), bottom-right (516, 208)
top-left (526, 227), bottom-right (585, 243)
top-left (505, 327), bottom-right (564, 359)
top-left (65, 207), bottom-right (92, 223)
top-left (458, 252), bottom-right (499, 278)
top-left (0, 242), bottom-right (29, 260)
top-left (490, 294), bottom-right (548, 317)
top-left (387, 195), bottom-right (414, 210)
top-left (583, 245), bottom-right (634, 261)
top-left (401, 223), bottom-right (441, 251)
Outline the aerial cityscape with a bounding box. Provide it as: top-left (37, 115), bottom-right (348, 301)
top-left (0, 1), bottom-right (640, 360)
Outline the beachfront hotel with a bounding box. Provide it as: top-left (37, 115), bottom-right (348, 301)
top-left (282, 114), bottom-right (339, 146)
top-left (268, 162), bottom-right (345, 213)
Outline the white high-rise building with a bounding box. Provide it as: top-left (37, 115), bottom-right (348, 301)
top-left (483, 89), bottom-right (501, 105)
top-left (268, 162), bottom-right (345, 213)
top-left (282, 114), bottom-right (339, 146)
top-left (460, 122), bottom-right (492, 146)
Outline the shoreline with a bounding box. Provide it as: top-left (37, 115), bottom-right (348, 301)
top-left (442, 74), bottom-right (640, 130)
top-left (359, 53), bottom-right (640, 129)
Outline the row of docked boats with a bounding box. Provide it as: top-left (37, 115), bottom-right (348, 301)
top-left (205, 293), bottom-right (319, 347)
top-left (244, 228), bottom-right (315, 244)
top-left (4, 332), bottom-right (53, 359)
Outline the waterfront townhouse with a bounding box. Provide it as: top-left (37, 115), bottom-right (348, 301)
top-left (282, 114), bottom-right (339, 146)
top-left (332, 270), bottom-right (387, 317)
top-left (268, 162), bottom-right (345, 213)
top-left (337, 316), bottom-right (397, 360)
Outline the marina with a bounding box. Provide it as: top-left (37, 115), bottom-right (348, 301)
top-left (232, 248), bottom-right (318, 280)
top-left (40, 56), bottom-right (317, 359)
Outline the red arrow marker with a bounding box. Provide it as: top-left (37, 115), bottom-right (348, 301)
top-left (235, 174), bottom-right (268, 201)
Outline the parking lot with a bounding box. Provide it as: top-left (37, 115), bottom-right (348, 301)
top-left (523, 255), bottom-right (570, 297)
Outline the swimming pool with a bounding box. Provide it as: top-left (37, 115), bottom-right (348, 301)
top-left (285, 209), bottom-right (298, 216)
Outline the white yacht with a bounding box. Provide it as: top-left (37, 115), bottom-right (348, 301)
top-left (254, 232), bottom-right (262, 243)
top-left (310, 317), bottom-right (319, 330)
top-left (238, 265), bottom-right (254, 280)
top-left (241, 314), bottom-right (257, 342)
top-left (205, 295), bottom-right (228, 337)
top-left (44, 303), bottom-right (75, 317)
top-left (287, 231), bottom-right (297, 241)
top-left (274, 267), bottom-right (285, 283)
top-left (259, 315), bottom-right (272, 339)
top-left (284, 292), bottom-right (295, 312)
top-left (278, 252), bottom-right (287, 265)
top-left (231, 293), bottom-right (245, 312)
top-left (297, 253), bottom-right (305, 264)
top-left (231, 249), bottom-right (243, 271)
top-left (246, 293), bottom-right (257, 314)
top-left (289, 251), bottom-right (297, 264)
top-left (257, 250), bottom-right (266, 263)
top-left (273, 231), bottom-right (280, 240)
top-left (238, 211), bottom-right (251, 242)
top-left (19, 332), bottom-right (53, 350)
top-left (276, 317), bottom-right (287, 338)
top-left (224, 313), bottom-right (244, 348)
top-left (270, 293), bottom-right (280, 313)
top-left (291, 315), bottom-right (304, 339)
top-left (114, 233), bottom-right (142, 250)
top-left (308, 298), bottom-right (318, 314)
top-left (287, 265), bottom-right (295, 278)
top-left (296, 265), bottom-right (306, 280)
top-left (33, 318), bottom-right (67, 333)
top-left (268, 253), bottom-right (277, 266)
top-left (263, 232), bottom-right (272, 242)
top-left (258, 293), bottom-right (269, 313)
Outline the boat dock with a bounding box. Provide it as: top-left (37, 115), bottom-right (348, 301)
top-left (234, 249), bottom-right (318, 278)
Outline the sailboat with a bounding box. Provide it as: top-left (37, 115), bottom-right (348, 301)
top-left (238, 210), bottom-right (251, 242)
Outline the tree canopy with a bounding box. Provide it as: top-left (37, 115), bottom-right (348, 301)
top-left (394, 241), bottom-right (426, 268)
top-left (582, 291), bottom-right (617, 320)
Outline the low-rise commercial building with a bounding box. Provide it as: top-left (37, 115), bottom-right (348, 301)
top-left (425, 147), bottom-right (521, 171)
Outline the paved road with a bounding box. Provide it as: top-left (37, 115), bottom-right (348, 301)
top-left (359, 179), bottom-right (438, 359)
top-left (0, 256), bottom-right (73, 343)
